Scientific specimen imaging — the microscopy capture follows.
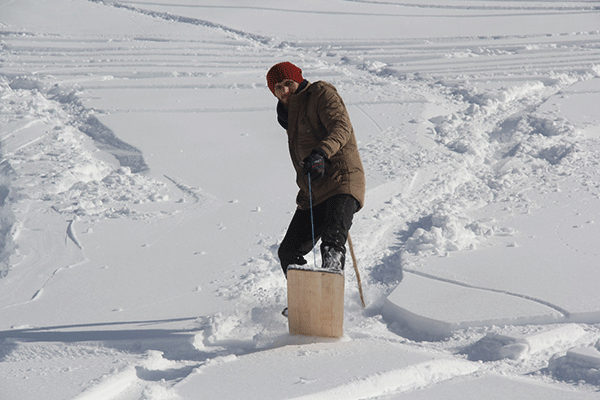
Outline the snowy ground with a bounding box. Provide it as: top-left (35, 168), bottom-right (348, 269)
top-left (1, 0), bottom-right (600, 399)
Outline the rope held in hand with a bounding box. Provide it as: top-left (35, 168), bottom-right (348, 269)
top-left (308, 173), bottom-right (318, 268)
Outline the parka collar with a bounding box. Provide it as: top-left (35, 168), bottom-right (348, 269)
top-left (276, 80), bottom-right (310, 130)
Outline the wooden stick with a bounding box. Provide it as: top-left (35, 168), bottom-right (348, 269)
top-left (347, 233), bottom-right (366, 308)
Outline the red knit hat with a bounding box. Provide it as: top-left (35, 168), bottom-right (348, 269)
top-left (266, 62), bottom-right (303, 94)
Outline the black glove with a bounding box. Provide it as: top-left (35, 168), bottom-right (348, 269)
top-left (302, 148), bottom-right (328, 181)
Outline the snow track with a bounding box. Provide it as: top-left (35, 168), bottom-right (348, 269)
top-left (87, 0), bottom-right (273, 45)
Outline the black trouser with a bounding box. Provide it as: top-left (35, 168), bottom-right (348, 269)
top-left (278, 194), bottom-right (359, 276)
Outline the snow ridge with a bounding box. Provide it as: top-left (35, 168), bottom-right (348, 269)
top-left (45, 83), bottom-right (149, 173)
top-left (0, 172), bottom-right (15, 278)
top-left (289, 359), bottom-right (479, 400)
top-left (0, 76), bottom-right (170, 221)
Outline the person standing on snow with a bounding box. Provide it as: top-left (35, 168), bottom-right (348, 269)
top-left (266, 61), bottom-right (365, 277)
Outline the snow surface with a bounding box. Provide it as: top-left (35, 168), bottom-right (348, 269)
top-left (1, 0), bottom-right (600, 399)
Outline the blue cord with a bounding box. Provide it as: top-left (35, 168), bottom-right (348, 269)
top-left (308, 173), bottom-right (317, 268)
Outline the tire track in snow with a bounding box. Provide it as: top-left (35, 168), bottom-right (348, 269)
top-left (403, 268), bottom-right (571, 318)
top-left (342, 0), bottom-right (600, 13)
top-left (88, 0), bottom-right (273, 45)
top-left (95, 0), bottom-right (600, 15)
top-left (314, 31), bottom-right (600, 81)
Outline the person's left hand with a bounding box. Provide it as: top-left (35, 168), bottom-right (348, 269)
top-left (302, 148), bottom-right (328, 181)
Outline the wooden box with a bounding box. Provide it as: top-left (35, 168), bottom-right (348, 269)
top-left (287, 267), bottom-right (344, 338)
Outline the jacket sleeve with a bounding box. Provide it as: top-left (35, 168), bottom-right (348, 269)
top-left (314, 84), bottom-right (353, 158)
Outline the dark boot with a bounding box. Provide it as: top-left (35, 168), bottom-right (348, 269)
top-left (321, 245), bottom-right (345, 271)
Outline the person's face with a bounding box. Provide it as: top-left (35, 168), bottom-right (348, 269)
top-left (273, 79), bottom-right (300, 105)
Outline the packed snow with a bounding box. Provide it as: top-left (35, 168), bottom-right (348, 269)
top-left (1, 0), bottom-right (600, 399)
